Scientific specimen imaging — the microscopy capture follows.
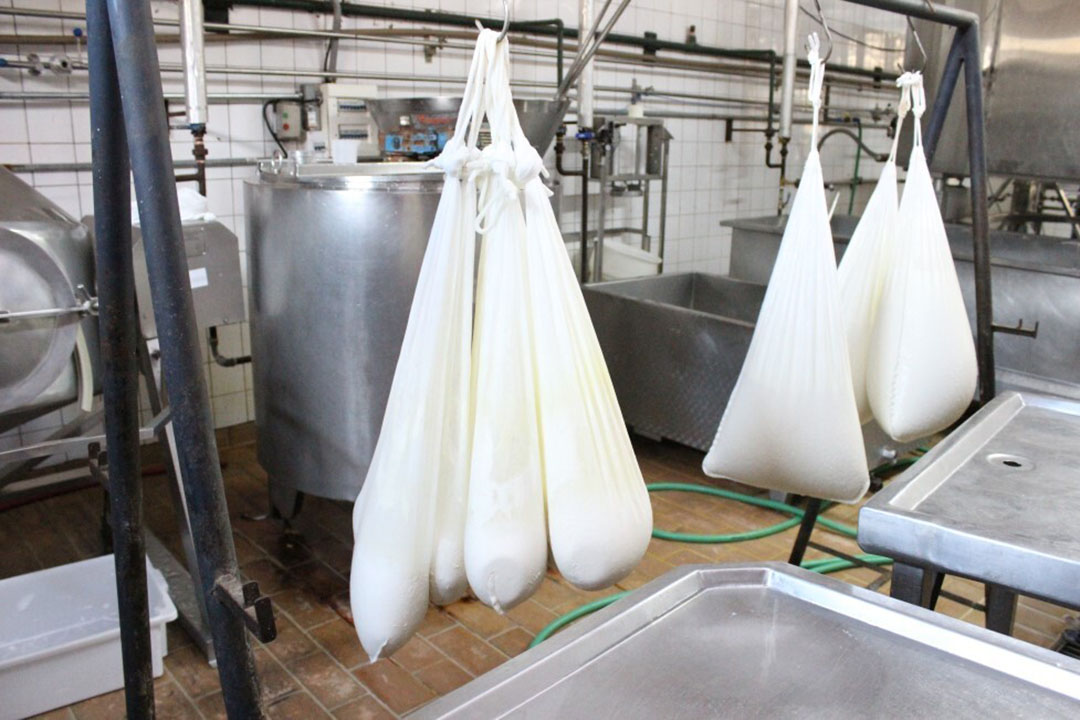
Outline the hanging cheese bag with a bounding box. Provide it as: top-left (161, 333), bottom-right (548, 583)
top-left (350, 30), bottom-right (494, 661)
top-left (866, 74), bottom-right (977, 442)
top-left (492, 55), bottom-right (653, 591)
top-left (464, 38), bottom-right (548, 611)
top-left (837, 74), bottom-right (915, 424)
top-left (702, 35), bottom-right (869, 503)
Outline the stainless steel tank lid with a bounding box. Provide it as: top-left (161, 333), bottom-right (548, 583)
top-left (0, 228), bottom-right (79, 414)
top-left (255, 159), bottom-right (442, 190)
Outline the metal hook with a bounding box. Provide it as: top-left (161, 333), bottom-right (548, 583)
top-left (906, 17), bottom-right (927, 72)
top-left (497, 0), bottom-right (510, 42)
top-left (810, 0), bottom-right (834, 63)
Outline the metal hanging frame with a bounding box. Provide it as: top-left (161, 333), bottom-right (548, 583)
top-left (787, 0), bottom-right (997, 571)
top-left (839, 0), bottom-right (995, 404)
top-left (87, 0), bottom-right (275, 717)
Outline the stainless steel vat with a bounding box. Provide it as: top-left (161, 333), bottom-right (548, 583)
top-left (0, 169), bottom-right (98, 428)
top-left (583, 273), bottom-right (762, 451)
top-left (245, 161), bottom-right (442, 506)
top-left (905, 0), bottom-right (1080, 181)
top-left (726, 214), bottom-right (1080, 401)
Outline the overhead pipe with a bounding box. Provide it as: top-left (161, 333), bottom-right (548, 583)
top-left (87, 0), bottom-right (154, 716)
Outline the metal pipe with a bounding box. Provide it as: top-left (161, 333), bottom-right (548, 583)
top-left (324, 0), bottom-right (342, 80)
top-left (817, 126), bottom-right (889, 162)
top-left (179, 0), bottom-right (207, 129)
top-left (576, 0), bottom-right (594, 129)
top-left (658, 134), bottom-right (670, 273)
top-left (842, 0), bottom-right (978, 28)
top-left (922, 29), bottom-right (964, 162)
top-left (0, 3), bottom-right (891, 83)
top-left (5, 156), bottom-right (261, 173)
top-left (86, 0), bottom-right (154, 716)
top-left (779, 0), bottom-right (799, 140)
top-left (102, 0), bottom-right (264, 715)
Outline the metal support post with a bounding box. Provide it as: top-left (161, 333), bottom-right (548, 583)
top-left (984, 583), bottom-right (1017, 635)
top-left (890, 563), bottom-right (944, 608)
top-left (101, 0), bottom-right (271, 715)
top-left (787, 498), bottom-right (823, 566)
top-left (87, 1), bottom-right (153, 716)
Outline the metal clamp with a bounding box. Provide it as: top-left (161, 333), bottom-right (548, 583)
top-left (212, 573), bottom-right (277, 643)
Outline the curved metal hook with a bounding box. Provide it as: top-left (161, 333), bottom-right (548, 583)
top-left (810, 0), bottom-right (834, 63)
top-left (497, 0), bottom-right (510, 42)
top-left (906, 17), bottom-right (927, 72)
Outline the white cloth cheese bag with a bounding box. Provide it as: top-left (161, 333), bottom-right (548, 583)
top-left (350, 30), bottom-right (494, 661)
top-left (493, 62), bottom-right (653, 591)
top-left (837, 75), bottom-right (914, 424)
top-left (702, 36), bottom-right (869, 503)
top-left (866, 74), bottom-right (977, 441)
top-left (464, 39), bottom-right (548, 612)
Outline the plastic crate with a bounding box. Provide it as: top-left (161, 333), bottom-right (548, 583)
top-left (0, 554), bottom-right (178, 719)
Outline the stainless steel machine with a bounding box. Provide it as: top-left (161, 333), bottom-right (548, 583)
top-left (0, 169), bottom-right (99, 430)
top-left (908, 0), bottom-right (1080, 183)
top-left (245, 160), bottom-right (443, 515)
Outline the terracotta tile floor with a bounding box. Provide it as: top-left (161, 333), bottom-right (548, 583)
top-left (3, 427), bottom-right (1073, 718)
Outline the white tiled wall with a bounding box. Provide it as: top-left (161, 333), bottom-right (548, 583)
top-left (0, 0), bottom-right (905, 436)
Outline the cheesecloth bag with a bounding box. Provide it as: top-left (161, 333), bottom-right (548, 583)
top-left (837, 74), bottom-right (915, 424)
top-left (866, 74), bottom-right (977, 441)
top-left (702, 35), bottom-right (869, 503)
top-left (484, 47), bottom-right (652, 591)
top-left (350, 30), bottom-right (494, 661)
top-left (464, 38), bottom-right (548, 612)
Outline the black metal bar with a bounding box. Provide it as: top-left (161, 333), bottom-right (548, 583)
top-left (921, 30), bottom-right (964, 163)
top-left (787, 498), bottom-right (823, 566)
top-left (960, 24), bottom-right (995, 403)
top-left (86, 0), bottom-right (154, 716)
top-left (103, 1), bottom-right (265, 716)
top-left (984, 583), bottom-right (1018, 634)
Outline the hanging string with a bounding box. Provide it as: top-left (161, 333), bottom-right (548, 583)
top-left (909, 72), bottom-right (926, 149)
top-left (806, 33), bottom-right (826, 147)
top-left (888, 72), bottom-right (917, 163)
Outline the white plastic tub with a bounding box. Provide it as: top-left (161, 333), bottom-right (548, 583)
top-left (0, 555), bottom-right (177, 720)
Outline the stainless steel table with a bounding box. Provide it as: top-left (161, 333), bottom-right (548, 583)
top-left (859, 391), bottom-right (1080, 634)
top-left (412, 564), bottom-right (1080, 719)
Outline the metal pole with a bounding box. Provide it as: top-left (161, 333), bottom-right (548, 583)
top-left (657, 135), bottom-right (670, 273)
top-left (179, 0), bottom-right (207, 128)
top-left (580, 149), bottom-right (591, 284)
top-left (103, 1), bottom-right (264, 716)
top-left (961, 23), bottom-right (995, 403)
top-left (779, 0), bottom-right (799, 140)
top-left (87, 1), bottom-right (154, 716)
top-left (921, 30), bottom-right (964, 162)
top-left (577, 0), bottom-right (594, 128)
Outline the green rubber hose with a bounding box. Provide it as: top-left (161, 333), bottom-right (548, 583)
top-left (646, 482), bottom-right (858, 542)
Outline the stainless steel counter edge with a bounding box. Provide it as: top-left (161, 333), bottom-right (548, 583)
top-left (409, 562), bottom-right (1080, 719)
top-left (858, 392), bottom-right (1080, 608)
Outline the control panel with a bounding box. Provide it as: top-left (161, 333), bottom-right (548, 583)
top-left (317, 83), bottom-right (380, 160)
